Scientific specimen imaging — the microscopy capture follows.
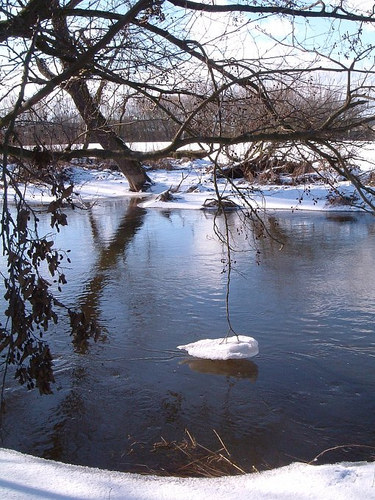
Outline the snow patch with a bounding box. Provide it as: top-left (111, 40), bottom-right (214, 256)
top-left (177, 335), bottom-right (259, 360)
top-left (0, 448), bottom-right (374, 500)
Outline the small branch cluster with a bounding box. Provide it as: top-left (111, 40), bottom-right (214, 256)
top-left (1, 159), bottom-right (98, 395)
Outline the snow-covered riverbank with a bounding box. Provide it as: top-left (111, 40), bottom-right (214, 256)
top-left (1, 447), bottom-right (374, 499)
top-left (8, 154), bottom-right (375, 213)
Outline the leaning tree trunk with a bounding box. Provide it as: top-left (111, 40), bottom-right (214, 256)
top-left (47, 0), bottom-right (150, 192)
top-left (65, 80), bottom-right (150, 192)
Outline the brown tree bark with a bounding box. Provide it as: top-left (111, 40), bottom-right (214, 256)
top-left (64, 79), bottom-right (150, 192)
top-left (49, 0), bottom-right (150, 192)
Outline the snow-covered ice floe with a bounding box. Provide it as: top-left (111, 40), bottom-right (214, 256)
top-left (177, 335), bottom-right (259, 360)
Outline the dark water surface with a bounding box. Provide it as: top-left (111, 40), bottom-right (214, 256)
top-left (1, 199), bottom-right (375, 473)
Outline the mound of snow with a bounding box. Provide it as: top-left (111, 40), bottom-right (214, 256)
top-left (177, 335), bottom-right (259, 360)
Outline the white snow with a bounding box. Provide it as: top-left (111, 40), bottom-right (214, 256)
top-left (178, 335), bottom-right (259, 360)
top-left (2, 144), bottom-right (375, 498)
top-left (0, 448), bottom-right (374, 500)
top-left (6, 146), bottom-right (374, 212)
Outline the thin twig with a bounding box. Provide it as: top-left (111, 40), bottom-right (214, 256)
top-left (309, 444), bottom-right (375, 464)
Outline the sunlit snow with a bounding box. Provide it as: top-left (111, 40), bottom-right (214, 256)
top-left (5, 141), bottom-right (375, 212)
top-left (178, 335), bottom-right (259, 360)
top-left (0, 448), bottom-right (374, 500)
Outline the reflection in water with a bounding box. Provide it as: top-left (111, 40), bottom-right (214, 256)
top-left (325, 214), bottom-right (358, 223)
top-left (41, 366), bottom-right (89, 461)
top-left (47, 200), bottom-right (147, 459)
top-left (181, 358), bottom-right (258, 381)
top-left (2, 206), bottom-right (375, 473)
top-left (76, 199), bottom-right (145, 350)
top-left (161, 391), bottom-right (184, 423)
top-left (43, 389), bottom-right (85, 462)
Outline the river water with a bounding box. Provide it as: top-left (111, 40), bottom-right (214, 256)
top-left (1, 199), bottom-right (375, 473)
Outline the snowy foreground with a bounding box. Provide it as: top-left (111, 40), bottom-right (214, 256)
top-left (1, 448), bottom-right (374, 500)
top-left (2, 148), bottom-right (375, 498)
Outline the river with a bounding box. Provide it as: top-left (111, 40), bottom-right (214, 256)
top-left (1, 199), bottom-right (375, 473)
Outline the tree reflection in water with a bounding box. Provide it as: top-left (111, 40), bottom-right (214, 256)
top-left (75, 198), bottom-right (146, 352)
top-left (42, 200), bottom-right (146, 461)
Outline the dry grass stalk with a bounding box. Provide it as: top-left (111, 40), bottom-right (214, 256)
top-left (151, 428), bottom-right (247, 477)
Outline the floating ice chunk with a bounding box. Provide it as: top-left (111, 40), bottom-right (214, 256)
top-left (177, 335), bottom-right (259, 360)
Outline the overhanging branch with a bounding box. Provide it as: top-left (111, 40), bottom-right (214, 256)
top-left (167, 0), bottom-right (375, 23)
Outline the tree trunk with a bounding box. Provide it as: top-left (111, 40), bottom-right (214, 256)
top-left (49, 0), bottom-right (150, 192)
top-left (65, 80), bottom-right (150, 192)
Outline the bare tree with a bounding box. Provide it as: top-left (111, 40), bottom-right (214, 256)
top-left (2, 1), bottom-right (375, 169)
top-left (1, 0), bottom-right (375, 393)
